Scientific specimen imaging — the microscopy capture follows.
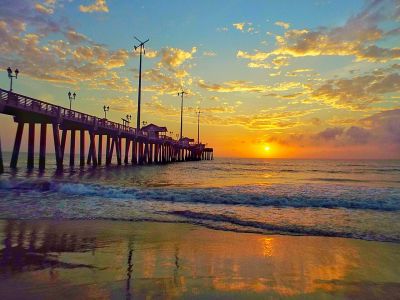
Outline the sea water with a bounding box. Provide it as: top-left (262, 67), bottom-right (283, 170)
top-left (0, 154), bottom-right (399, 242)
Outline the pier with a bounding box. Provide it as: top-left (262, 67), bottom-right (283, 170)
top-left (0, 88), bottom-right (213, 173)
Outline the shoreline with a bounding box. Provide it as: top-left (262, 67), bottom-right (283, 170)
top-left (1, 219), bottom-right (399, 299)
top-left (1, 217), bottom-right (399, 244)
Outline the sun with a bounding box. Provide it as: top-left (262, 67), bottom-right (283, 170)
top-left (264, 145), bottom-right (271, 152)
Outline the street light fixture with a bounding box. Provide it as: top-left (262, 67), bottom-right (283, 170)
top-left (68, 91), bottom-right (77, 110)
top-left (103, 105), bottom-right (110, 119)
top-left (122, 115), bottom-right (132, 128)
top-left (7, 67), bottom-right (19, 92)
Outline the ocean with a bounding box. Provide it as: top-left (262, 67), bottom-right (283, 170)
top-left (0, 154), bottom-right (399, 243)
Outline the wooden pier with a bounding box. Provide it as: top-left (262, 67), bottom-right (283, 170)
top-left (0, 88), bottom-right (213, 172)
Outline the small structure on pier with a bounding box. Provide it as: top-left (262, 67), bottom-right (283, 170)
top-left (179, 137), bottom-right (194, 147)
top-left (141, 123), bottom-right (167, 139)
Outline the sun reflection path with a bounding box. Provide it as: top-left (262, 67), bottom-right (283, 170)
top-left (262, 237), bottom-right (274, 257)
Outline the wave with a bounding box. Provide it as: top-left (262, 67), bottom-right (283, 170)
top-left (1, 178), bottom-right (399, 211)
top-left (167, 210), bottom-right (400, 243)
top-left (311, 177), bottom-right (367, 182)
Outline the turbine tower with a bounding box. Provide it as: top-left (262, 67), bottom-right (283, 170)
top-left (134, 36), bottom-right (149, 131)
top-left (177, 90), bottom-right (186, 140)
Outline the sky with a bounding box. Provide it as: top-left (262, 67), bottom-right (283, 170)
top-left (0, 0), bottom-right (399, 158)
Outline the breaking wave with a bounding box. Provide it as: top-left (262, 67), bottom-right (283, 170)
top-left (1, 178), bottom-right (399, 211)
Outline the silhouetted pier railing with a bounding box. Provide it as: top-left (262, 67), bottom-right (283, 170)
top-left (0, 88), bottom-right (213, 172)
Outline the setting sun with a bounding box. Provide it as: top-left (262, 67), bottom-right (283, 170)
top-left (264, 146), bottom-right (271, 152)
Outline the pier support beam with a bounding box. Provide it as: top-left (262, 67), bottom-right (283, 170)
top-left (0, 136), bottom-right (4, 174)
top-left (39, 123), bottom-right (47, 171)
top-left (27, 123), bottom-right (35, 169)
top-left (124, 138), bottom-right (130, 165)
top-left (80, 130), bottom-right (85, 167)
top-left (138, 142), bottom-right (143, 165)
top-left (70, 130), bottom-right (76, 167)
top-left (52, 124), bottom-right (63, 170)
top-left (88, 131), bottom-right (98, 166)
top-left (106, 135), bottom-right (111, 165)
top-left (131, 140), bottom-right (137, 165)
top-left (98, 134), bottom-right (103, 165)
top-left (61, 129), bottom-right (67, 162)
top-left (10, 122), bottom-right (24, 168)
top-left (116, 137), bottom-right (122, 165)
top-left (107, 136), bottom-right (116, 166)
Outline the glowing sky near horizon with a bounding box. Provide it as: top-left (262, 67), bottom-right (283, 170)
top-left (0, 0), bottom-right (399, 158)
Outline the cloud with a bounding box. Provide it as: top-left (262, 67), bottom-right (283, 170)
top-left (236, 0), bottom-right (399, 67)
top-left (232, 22), bottom-right (256, 33)
top-left (275, 21), bottom-right (290, 29)
top-left (308, 68), bottom-right (400, 110)
top-left (0, 20), bottom-right (132, 91)
top-left (225, 110), bottom-right (312, 130)
top-left (158, 47), bottom-right (196, 70)
top-left (237, 50), bottom-right (289, 69)
top-left (198, 78), bottom-right (304, 94)
top-left (0, 0), bottom-right (62, 34)
top-left (142, 68), bottom-right (182, 95)
top-left (35, 3), bottom-right (54, 15)
top-left (237, 50), bottom-right (269, 61)
top-left (233, 22), bottom-right (245, 31)
top-left (266, 109), bottom-right (400, 151)
top-left (66, 30), bottom-right (89, 44)
top-left (79, 0), bottom-right (109, 13)
top-left (266, 0), bottom-right (400, 62)
top-left (203, 51), bottom-right (217, 57)
top-left (198, 80), bottom-right (269, 93)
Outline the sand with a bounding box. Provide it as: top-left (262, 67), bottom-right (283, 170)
top-left (0, 219), bottom-right (399, 299)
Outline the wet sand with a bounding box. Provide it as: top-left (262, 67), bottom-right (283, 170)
top-left (0, 220), bottom-right (399, 299)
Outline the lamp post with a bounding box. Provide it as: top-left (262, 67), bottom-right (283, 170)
top-left (177, 90), bottom-right (186, 140)
top-left (103, 105), bottom-right (110, 119)
top-left (7, 67), bottom-right (19, 92)
top-left (122, 115), bottom-right (132, 128)
top-left (68, 91), bottom-right (77, 110)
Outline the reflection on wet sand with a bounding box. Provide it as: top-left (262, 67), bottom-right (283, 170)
top-left (0, 220), bottom-right (97, 274)
top-left (0, 220), bottom-right (399, 299)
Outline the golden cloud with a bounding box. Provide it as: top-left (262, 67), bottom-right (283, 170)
top-left (275, 21), bottom-right (290, 29)
top-left (79, 0), bottom-right (109, 13)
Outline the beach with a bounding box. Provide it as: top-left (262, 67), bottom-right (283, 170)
top-left (0, 157), bottom-right (399, 299)
top-left (0, 219), bottom-right (399, 299)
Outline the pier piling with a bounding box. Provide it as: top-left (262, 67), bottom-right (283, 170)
top-left (0, 136), bottom-right (4, 174)
top-left (80, 130), bottom-right (85, 167)
top-left (70, 130), bottom-right (76, 167)
top-left (27, 123), bottom-right (35, 169)
top-left (10, 122), bottom-right (24, 169)
top-left (39, 123), bottom-right (46, 171)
